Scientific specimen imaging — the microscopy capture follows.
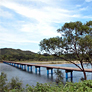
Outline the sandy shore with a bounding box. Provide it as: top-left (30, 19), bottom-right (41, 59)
top-left (1, 60), bottom-right (88, 65)
top-left (16, 60), bottom-right (82, 65)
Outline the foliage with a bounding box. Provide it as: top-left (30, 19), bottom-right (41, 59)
top-left (0, 72), bottom-right (23, 92)
top-left (54, 69), bottom-right (64, 84)
top-left (25, 80), bottom-right (92, 92)
top-left (0, 72), bottom-right (7, 92)
top-left (26, 82), bottom-right (63, 92)
top-left (63, 80), bottom-right (92, 92)
top-left (1, 72), bottom-right (92, 92)
top-left (40, 21), bottom-right (92, 80)
top-left (8, 77), bottom-right (22, 89)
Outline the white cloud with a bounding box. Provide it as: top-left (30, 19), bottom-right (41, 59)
top-left (0, 25), bottom-right (38, 45)
top-left (0, 0), bottom-right (92, 52)
top-left (0, 0), bottom-right (77, 23)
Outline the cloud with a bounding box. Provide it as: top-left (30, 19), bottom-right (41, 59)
top-left (0, 0), bottom-right (79, 24)
top-left (0, 0), bottom-right (92, 52)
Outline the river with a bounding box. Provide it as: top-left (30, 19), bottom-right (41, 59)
top-left (0, 63), bottom-right (92, 87)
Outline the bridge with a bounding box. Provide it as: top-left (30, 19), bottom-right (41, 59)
top-left (3, 61), bottom-right (92, 82)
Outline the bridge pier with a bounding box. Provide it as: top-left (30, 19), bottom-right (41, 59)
top-left (31, 66), bottom-right (32, 72)
top-left (65, 70), bottom-right (73, 82)
top-left (17, 64), bottom-right (20, 68)
top-left (18, 64), bottom-right (21, 68)
top-left (22, 65), bottom-right (26, 71)
top-left (35, 66), bottom-right (41, 74)
top-left (20, 64), bottom-right (22, 69)
top-left (47, 68), bottom-right (53, 77)
top-left (27, 66), bottom-right (29, 72)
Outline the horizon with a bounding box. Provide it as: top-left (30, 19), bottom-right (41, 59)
top-left (0, 0), bottom-right (92, 53)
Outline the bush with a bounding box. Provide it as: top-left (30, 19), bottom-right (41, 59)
top-left (0, 72), bottom-right (23, 92)
top-left (63, 80), bottom-right (92, 92)
top-left (8, 77), bottom-right (22, 89)
top-left (1, 72), bottom-right (92, 92)
top-left (0, 72), bottom-right (7, 92)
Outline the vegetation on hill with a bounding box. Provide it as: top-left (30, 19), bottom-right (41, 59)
top-left (0, 48), bottom-right (77, 61)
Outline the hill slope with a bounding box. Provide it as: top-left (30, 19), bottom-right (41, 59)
top-left (0, 48), bottom-right (37, 61)
top-left (0, 48), bottom-right (35, 55)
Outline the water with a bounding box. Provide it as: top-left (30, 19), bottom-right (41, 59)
top-left (0, 63), bottom-right (92, 87)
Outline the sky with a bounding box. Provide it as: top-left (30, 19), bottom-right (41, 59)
top-left (0, 0), bottom-right (92, 53)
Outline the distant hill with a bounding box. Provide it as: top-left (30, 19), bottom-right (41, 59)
top-left (0, 48), bottom-right (36, 55)
top-left (0, 48), bottom-right (37, 61)
top-left (0, 48), bottom-right (71, 61)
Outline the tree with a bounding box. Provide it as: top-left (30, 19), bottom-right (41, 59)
top-left (0, 72), bottom-right (7, 92)
top-left (39, 21), bottom-right (92, 80)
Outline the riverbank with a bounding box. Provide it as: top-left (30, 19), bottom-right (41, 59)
top-left (1, 60), bottom-right (88, 64)
top-left (15, 60), bottom-right (82, 64)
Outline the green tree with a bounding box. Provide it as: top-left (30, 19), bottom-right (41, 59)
top-left (8, 77), bottom-right (22, 89)
top-left (0, 72), bottom-right (7, 92)
top-left (39, 21), bottom-right (92, 80)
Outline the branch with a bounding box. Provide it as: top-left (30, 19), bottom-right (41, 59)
top-left (61, 57), bottom-right (82, 70)
top-left (56, 55), bottom-right (82, 70)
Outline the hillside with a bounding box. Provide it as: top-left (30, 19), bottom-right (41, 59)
top-left (0, 48), bottom-right (37, 61)
top-left (0, 48), bottom-right (36, 55)
top-left (0, 48), bottom-right (75, 61)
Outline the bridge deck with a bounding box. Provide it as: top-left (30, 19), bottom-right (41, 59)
top-left (7, 61), bottom-right (92, 72)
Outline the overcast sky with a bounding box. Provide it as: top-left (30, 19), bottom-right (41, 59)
top-left (0, 0), bottom-right (92, 52)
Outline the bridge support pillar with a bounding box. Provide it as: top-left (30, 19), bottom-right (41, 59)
top-left (21, 65), bottom-right (26, 71)
top-left (27, 66), bottom-right (29, 72)
top-left (35, 66), bottom-right (40, 74)
top-left (22, 65), bottom-right (24, 70)
top-left (31, 66), bottom-right (32, 72)
top-left (47, 68), bottom-right (53, 77)
top-left (12, 63), bottom-right (13, 66)
top-left (65, 70), bottom-right (73, 82)
top-left (35, 67), bottom-right (37, 74)
top-left (24, 65), bottom-right (26, 71)
top-left (17, 64), bottom-right (19, 68)
top-left (47, 69), bottom-right (49, 77)
top-left (51, 69), bottom-right (53, 76)
top-left (11, 63), bottom-right (12, 65)
top-left (14, 63), bottom-right (16, 67)
top-left (39, 67), bottom-right (40, 74)
top-left (18, 64), bottom-right (20, 68)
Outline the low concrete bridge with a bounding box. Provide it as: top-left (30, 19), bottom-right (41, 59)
top-left (3, 61), bottom-right (92, 82)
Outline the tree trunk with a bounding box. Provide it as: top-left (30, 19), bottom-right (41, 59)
top-left (80, 60), bottom-right (87, 80)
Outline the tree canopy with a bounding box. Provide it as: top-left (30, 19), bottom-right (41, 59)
top-left (40, 21), bottom-right (92, 80)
